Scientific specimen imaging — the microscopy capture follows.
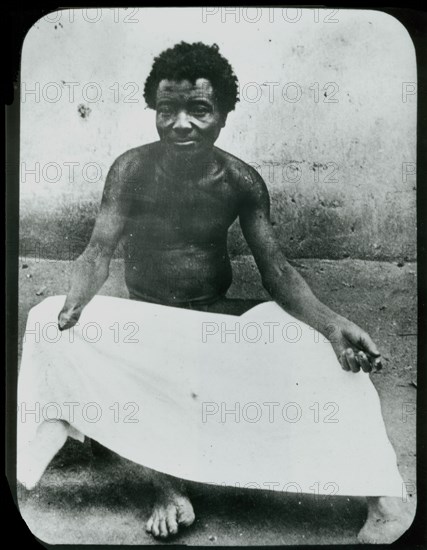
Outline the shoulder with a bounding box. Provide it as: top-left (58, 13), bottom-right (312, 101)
top-left (103, 142), bottom-right (160, 199)
top-left (214, 147), bottom-right (269, 201)
top-left (110, 141), bottom-right (160, 176)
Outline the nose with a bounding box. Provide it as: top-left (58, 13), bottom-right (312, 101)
top-left (172, 110), bottom-right (192, 132)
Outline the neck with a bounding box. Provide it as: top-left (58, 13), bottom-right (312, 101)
top-left (161, 143), bottom-right (215, 176)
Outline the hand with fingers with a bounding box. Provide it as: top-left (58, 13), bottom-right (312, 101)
top-left (326, 318), bottom-right (382, 373)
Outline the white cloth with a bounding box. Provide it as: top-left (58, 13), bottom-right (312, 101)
top-left (17, 295), bottom-right (404, 497)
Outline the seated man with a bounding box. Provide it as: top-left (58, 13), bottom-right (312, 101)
top-left (58, 42), bottom-right (408, 542)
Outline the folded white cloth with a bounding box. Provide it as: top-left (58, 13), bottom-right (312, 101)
top-left (17, 295), bottom-right (404, 498)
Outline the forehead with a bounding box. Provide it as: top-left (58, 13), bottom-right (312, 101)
top-left (156, 78), bottom-right (215, 102)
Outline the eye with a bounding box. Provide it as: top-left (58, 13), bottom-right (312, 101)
top-left (189, 105), bottom-right (210, 117)
top-left (157, 105), bottom-right (174, 116)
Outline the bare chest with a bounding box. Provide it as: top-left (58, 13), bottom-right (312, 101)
top-left (125, 167), bottom-right (240, 245)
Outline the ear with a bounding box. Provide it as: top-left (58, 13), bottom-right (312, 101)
top-left (220, 113), bottom-right (228, 128)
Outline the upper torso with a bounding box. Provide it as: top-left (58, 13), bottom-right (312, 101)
top-left (122, 142), bottom-right (250, 305)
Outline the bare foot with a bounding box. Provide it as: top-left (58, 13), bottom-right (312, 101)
top-left (145, 485), bottom-right (195, 539)
top-left (357, 496), bottom-right (414, 544)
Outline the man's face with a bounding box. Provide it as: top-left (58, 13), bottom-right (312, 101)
top-left (155, 78), bottom-right (226, 159)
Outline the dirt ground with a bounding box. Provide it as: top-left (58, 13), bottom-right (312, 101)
top-left (14, 256), bottom-right (417, 545)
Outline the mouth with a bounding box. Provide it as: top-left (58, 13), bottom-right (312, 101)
top-left (170, 139), bottom-right (197, 147)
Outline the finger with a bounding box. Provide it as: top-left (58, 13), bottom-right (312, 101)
top-left (358, 332), bottom-right (380, 358)
top-left (372, 356), bottom-right (383, 372)
top-left (340, 351), bottom-right (351, 371)
top-left (346, 348), bottom-right (360, 373)
top-left (357, 351), bottom-right (371, 373)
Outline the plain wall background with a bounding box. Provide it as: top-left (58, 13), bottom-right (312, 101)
top-left (20, 8), bottom-right (417, 260)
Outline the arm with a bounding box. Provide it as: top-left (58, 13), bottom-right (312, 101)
top-left (58, 153), bottom-right (135, 330)
top-left (238, 168), bottom-right (382, 373)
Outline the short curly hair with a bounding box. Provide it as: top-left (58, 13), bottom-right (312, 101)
top-left (144, 42), bottom-right (239, 115)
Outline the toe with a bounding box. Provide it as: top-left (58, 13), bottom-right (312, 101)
top-left (151, 514), bottom-right (160, 538)
top-left (159, 517), bottom-right (169, 538)
top-left (166, 507), bottom-right (179, 535)
top-left (145, 516), bottom-right (153, 533)
top-left (177, 500), bottom-right (195, 526)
